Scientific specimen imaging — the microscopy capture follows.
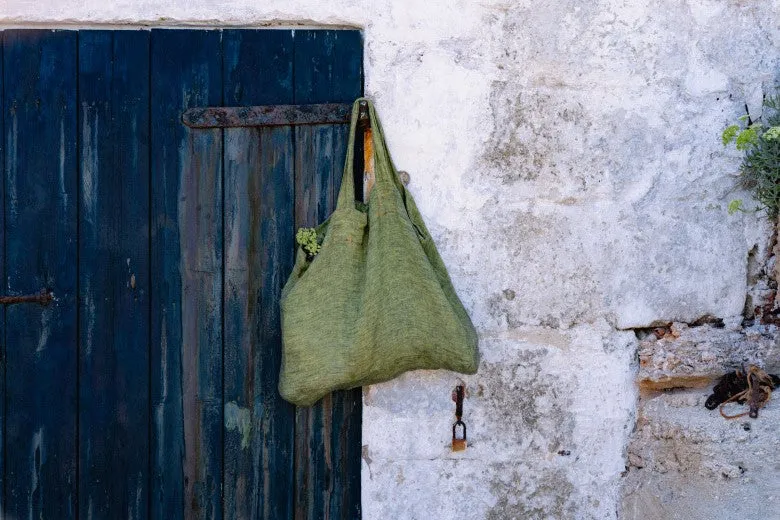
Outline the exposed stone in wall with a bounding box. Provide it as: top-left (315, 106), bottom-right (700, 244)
top-left (621, 389), bottom-right (780, 520)
top-left (637, 322), bottom-right (780, 391)
top-left (625, 321), bottom-right (780, 519)
top-left (622, 228), bottom-right (780, 519)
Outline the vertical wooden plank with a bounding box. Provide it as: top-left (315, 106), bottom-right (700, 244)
top-left (0, 32), bottom-right (5, 519)
top-left (293, 29), bottom-right (363, 520)
top-left (222, 29), bottom-right (296, 520)
top-left (151, 29), bottom-right (223, 520)
top-left (2, 29), bottom-right (78, 519)
top-left (78, 30), bottom-right (150, 520)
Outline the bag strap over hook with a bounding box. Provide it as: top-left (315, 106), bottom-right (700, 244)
top-left (336, 98), bottom-right (399, 211)
top-left (357, 100), bottom-right (375, 202)
top-left (357, 100), bottom-right (370, 127)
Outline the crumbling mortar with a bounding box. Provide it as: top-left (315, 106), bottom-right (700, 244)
top-left (621, 234), bottom-right (780, 516)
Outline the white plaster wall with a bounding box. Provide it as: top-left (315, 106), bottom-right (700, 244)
top-left (4, 0), bottom-right (780, 518)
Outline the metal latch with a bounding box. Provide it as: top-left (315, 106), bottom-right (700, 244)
top-left (0, 289), bottom-right (53, 306)
top-left (452, 385), bottom-right (467, 452)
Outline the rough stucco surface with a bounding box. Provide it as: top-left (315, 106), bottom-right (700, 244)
top-left (4, 0), bottom-right (780, 518)
top-left (362, 324), bottom-right (637, 519)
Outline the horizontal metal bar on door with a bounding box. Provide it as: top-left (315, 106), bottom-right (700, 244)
top-left (182, 103), bottom-right (352, 129)
top-left (0, 289), bottom-right (53, 306)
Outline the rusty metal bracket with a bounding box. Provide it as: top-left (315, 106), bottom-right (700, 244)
top-left (0, 289), bottom-right (53, 306)
top-left (182, 103), bottom-right (353, 129)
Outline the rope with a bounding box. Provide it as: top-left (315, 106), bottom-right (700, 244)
top-left (719, 365), bottom-right (774, 419)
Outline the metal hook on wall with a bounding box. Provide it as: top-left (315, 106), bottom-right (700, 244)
top-left (452, 385), bottom-right (467, 452)
top-left (357, 99), bottom-right (370, 127)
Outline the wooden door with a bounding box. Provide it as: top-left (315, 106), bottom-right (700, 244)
top-left (0, 28), bottom-right (362, 520)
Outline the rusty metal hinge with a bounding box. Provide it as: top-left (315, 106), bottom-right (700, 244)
top-left (182, 103), bottom-right (353, 129)
top-left (0, 289), bottom-right (53, 306)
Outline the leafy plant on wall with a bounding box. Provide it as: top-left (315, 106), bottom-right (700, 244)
top-left (723, 92), bottom-right (780, 216)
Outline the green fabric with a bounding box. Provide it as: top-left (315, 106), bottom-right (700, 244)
top-left (279, 98), bottom-right (479, 406)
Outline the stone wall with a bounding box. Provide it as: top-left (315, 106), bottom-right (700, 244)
top-left (622, 321), bottom-right (780, 519)
top-left (4, 0), bottom-right (780, 518)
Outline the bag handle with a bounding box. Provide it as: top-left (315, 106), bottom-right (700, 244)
top-left (336, 98), bottom-right (400, 210)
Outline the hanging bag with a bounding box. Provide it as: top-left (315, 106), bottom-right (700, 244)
top-left (279, 98), bottom-right (479, 406)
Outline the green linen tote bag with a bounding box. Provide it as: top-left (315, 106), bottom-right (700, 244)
top-left (279, 98), bottom-right (478, 406)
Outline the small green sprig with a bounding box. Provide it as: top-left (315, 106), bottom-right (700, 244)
top-left (296, 227), bottom-right (321, 259)
top-left (727, 199), bottom-right (745, 215)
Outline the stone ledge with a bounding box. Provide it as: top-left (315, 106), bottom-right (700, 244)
top-left (637, 322), bottom-right (780, 391)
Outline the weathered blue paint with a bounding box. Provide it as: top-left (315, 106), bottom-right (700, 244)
top-left (293, 29), bottom-right (364, 520)
top-left (222, 29), bottom-right (296, 520)
top-left (2, 29), bottom-right (78, 519)
top-left (0, 34), bottom-right (5, 519)
top-left (78, 30), bottom-right (151, 520)
top-left (150, 29), bottom-right (224, 520)
top-left (0, 28), bottom-right (363, 520)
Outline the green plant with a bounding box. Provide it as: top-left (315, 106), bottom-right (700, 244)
top-left (722, 92), bottom-right (780, 217)
top-left (296, 227), bottom-right (321, 259)
top-left (727, 199), bottom-right (745, 215)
